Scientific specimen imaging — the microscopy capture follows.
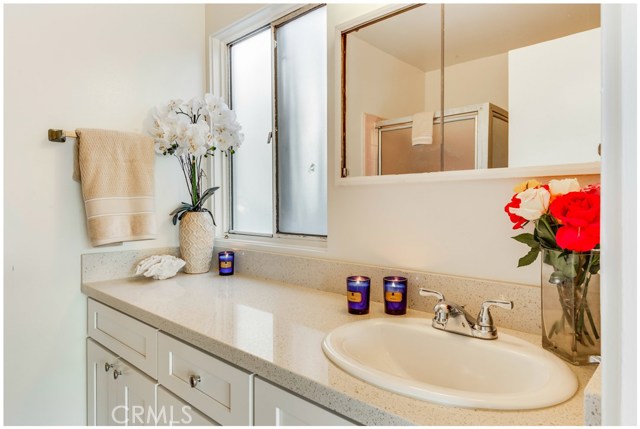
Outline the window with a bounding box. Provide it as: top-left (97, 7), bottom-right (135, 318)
top-left (226, 5), bottom-right (327, 239)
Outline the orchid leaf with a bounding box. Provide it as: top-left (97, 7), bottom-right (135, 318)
top-left (195, 187), bottom-right (220, 211)
top-left (201, 208), bottom-right (216, 226)
top-left (170, 204), bottom-right (192, 217)
top-left (171, 212), bottom-right (180, 225)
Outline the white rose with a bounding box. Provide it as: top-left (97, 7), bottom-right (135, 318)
top-left (548, 178), bottom-right (580, 196)
top-left (509, 187), bottom-right (550, 221)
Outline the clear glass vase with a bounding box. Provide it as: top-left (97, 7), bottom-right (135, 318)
top-left (541, 247), bottom-right (601, 365)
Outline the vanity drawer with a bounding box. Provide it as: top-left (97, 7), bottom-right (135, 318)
top-left (87, 298), bottom-right (158, 378)
top-left (157, 332), bottom-right (253, 426)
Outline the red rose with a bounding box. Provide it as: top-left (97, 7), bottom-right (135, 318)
top-left (582, 183), bottom-right (601, 196)
top-left (555, 224), bottom-right (600, 252)
top-left (549, 191), bottom-right (600, 251)
top-left (504, 194), bottom-right (527, 229)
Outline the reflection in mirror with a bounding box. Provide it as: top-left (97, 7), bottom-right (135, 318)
top-left (342, 4), bottom-right (601, 177)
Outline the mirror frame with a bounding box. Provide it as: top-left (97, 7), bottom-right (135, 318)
top-left (334, 4), bottom-right (601, 187)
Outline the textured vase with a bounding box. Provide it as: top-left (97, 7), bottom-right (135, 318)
top-left (541, 247), bottom-right (601, 365)
top-left (179, 212), bottom-right (214, 274)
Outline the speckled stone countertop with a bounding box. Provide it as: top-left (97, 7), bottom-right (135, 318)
top-left (82, 272), bottom-right (596, 426)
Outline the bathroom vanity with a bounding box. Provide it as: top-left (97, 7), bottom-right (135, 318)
top-left (82, 252), bottom-right (597, 426)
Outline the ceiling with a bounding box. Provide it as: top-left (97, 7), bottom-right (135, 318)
top-left (349, 4), bottom-right (601, 72)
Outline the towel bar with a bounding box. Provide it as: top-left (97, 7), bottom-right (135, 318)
top-left (48, 129), bottom-right (77, 143)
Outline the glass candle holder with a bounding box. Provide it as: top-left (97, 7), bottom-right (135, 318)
top-left (347, 276), bottom-right (370, 315)
top-left (384, 276), bottom-right (408, 315)
top-left (218, 251), bottom-right (235, 276)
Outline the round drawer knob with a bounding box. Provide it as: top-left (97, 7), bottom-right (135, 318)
top-left (189, 375), bottom-right (201, 388)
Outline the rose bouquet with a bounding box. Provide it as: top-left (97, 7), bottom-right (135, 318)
top-left (505, 178), bottom-right (601, 364)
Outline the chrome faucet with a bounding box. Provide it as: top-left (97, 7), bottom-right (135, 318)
top-left (419, 288), bottom-right (513, 340)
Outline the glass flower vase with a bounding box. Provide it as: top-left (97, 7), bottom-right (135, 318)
top-left (541, 247), bottom-right (601, 365)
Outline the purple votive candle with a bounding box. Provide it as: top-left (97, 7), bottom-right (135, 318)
top-left (218, 251), bottom-right (235, 276)
top-left (384, 276), bottom-right (407, 315)
top-left (347, 276), bottom-right (370, 315)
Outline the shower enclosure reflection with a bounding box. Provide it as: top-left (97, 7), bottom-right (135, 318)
top-left (372, 103), bottom-right (508, 175)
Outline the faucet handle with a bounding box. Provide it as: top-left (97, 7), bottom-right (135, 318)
top-left (419, 288), bottom-right (445, 301)
top-left (476, 299), bottom-right (514, 328)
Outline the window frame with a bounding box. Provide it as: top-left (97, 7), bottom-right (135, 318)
top-left (209, 4), bottom-right (328, 252)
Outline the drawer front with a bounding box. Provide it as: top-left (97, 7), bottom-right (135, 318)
top-left (88, 298), bottom-right (158, 378)
top-left (254, 378), bottom-right (355, 426)
top-left (157, 387), bottom-right (219, 426)
top-left (158, 333), bottom-right (253, 426)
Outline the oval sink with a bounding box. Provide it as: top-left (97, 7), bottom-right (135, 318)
top-left (322, 317), bottom-right (578, 410)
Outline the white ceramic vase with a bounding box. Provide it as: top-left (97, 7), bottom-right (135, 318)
top-left (179, 211), bottom-right (214, 274)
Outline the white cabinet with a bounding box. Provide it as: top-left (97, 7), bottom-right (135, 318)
top-left (86, 299), bottom-right (355, 427)
top-left (157, 387), bottom-right (218, 426)
top-left (87, 339), bottom-right (158, 426)
top-left (254, 378), bottom-right (354, 426)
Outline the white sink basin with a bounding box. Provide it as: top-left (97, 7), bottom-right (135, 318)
top-left (322, 317), bottom-right (578, 410)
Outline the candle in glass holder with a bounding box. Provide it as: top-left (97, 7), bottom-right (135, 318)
top-left (384, 276), bottom-right (407, 315)
top-left (346, 276), bottom-right (370, 315)
top-left (218, 251), bottom-right (235, 276)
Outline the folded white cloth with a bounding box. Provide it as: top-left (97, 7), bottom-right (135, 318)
top-left (412, 111), bottom-right (434, 145)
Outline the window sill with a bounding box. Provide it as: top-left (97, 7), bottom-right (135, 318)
top-left (216, 233), bottom-right (328, 256)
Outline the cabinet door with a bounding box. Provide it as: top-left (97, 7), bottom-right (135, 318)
top-left (254, 378), bottom-right (354, 426)
top-left (111, 358), bottom-right (158, 426)
top-left (87, 339), bottom-right (158, 426)
top-left (87, 339), bottom-right (117, 425)
top-left (157, 387), bottom-right (219, 426)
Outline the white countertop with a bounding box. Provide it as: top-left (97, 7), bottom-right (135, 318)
top-left (82, 272), bottom-right (596, 426)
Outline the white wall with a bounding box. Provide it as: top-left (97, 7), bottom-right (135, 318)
top-left (509, 29), bottom-right (601, 167)
top-left (346, 35), bottom-right (426, 176)
top-left (3, 4), bottom-right (205, 424)
top-left (425, 53), bottom-right (508, 112)
top-left (204, 3), bottom-right (264, 85)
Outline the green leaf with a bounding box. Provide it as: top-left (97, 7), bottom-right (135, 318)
top-left (535, 216), bottom-right (557, 249)
top-left (512, 233), bottom-right (539, 248)
top-left (169, 204), bottom-right (192, 217)
top-left (194, 186), bottom-right (220, 211)
top-left (561, 260), bottom-right (578, 278)
top-left (202, 208), bottom-right (216, 226)
top-left (517, 247), bottom-right (540, 267)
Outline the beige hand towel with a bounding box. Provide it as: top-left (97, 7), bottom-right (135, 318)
top-left (75, 128), bottom-right (156, 246)
top-left (412, 111), bottom-right (434, 145)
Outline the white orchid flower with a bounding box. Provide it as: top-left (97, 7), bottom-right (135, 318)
top-left (166, 99), bottom-right (183, 113)
top-left (204, 93), bottom-right (227, 116)
top-left (154, 139), bottom-right (172, 155)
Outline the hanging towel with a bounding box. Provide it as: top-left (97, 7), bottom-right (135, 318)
top-left (75, 128), bottom-right (156, 246)
top-left (411, 111), bottom-right (434, 145)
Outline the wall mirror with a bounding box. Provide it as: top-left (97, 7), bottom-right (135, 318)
top-left (341, 4), bottom-right (601, 178)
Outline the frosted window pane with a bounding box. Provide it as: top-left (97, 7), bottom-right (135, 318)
top-left (276, 7), bottom-right (327, 236)
top-left (230, 29), bottom-right (273, 235)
